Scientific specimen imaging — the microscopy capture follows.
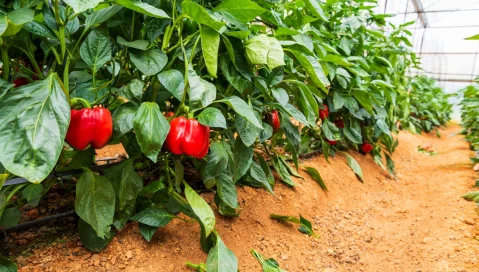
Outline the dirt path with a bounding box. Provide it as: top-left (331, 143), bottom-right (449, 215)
top-left (14, 124), bottom-right (479, 271)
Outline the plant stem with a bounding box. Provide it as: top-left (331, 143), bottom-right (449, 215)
top-left (130, 12), bottom-right (136, 41)
top-left (1, 44), bottom-right (10, 81)
top-left (164, 155), bottom-right (174, 192)
top-left (0, 184), bottom-right (27, 218)
top-left (174, 25), bottom-right (190, 118)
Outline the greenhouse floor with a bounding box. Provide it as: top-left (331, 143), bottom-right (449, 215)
top-left (11, 124), bottom-right (479, 271)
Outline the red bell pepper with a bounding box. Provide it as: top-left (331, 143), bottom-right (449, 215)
top-left (13, 77), bottom-right (29, 88)
top-left (326, 139), bottom-right (338, 145)
top-left (319, 104), bottom-right (329, 120)
top-left (267, 110), bottom-right (280, 133)
top-left (334, 119), bottom-right (345, 128)
top-left (66, 99), bottom-right (113, 150)
top-left (361, 142), bottom-right (373, 154)
top-left (164, 116), bottom-right (210, 159)
top-left (165, 111), bottom-right (175, 118)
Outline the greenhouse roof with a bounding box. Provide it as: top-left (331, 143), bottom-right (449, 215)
top-left (375, 0), bottom-right (479, 119)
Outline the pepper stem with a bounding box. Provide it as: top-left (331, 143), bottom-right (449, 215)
top-left (70, 97), bottom-right (92, 109)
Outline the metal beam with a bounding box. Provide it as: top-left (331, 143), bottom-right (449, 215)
top-left (396, 8), bottom-right (479, 14)
top-left (410, 0), bottom-right (429, 28)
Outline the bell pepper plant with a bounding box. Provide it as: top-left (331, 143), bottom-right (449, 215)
top-left (0, 0), bottom-right (452, 270)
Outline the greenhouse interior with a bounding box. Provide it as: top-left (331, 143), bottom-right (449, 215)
top-left (1, 0), bottom-right (479, 271)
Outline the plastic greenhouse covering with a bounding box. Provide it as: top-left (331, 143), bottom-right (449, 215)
top-left (374, 0), bottom-right (479, 120)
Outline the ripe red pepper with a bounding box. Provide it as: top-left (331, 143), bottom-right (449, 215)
top-left (13, 77), bottom-right (29, 88)
top-left (164, 117), bottom-right (210, 159)
top-left (326, 139), bottom-right (338, 145)
top-left (319, 104), bottom-right (329, 120)
top-left (361, 142), bottom-right (373, 154)
top-left (267, 110), bottom-right (280, 133)
top-left (66, 106), bottom-right (113, 150)
top-left (334, 119), bottom-right (345, 128)
top-left (165, 111), bottom-right (175, 118)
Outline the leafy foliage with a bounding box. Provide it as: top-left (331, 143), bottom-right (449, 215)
top-left (403, 76), bottom-right (452, 134)
top-left (0, 0), bottom-right (443, 269)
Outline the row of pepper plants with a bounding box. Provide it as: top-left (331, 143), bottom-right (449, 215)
top-left (406, 75), bottom-right (452, 135)
top-left (459, 76), bottom-right (479, 204)
top-left (455, 33), bottom-right (479, 205)
top-left (0, 0), bottom-right (421, 270)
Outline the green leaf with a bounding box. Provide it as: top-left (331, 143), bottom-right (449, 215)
top-left (22, 184), bottom-right (43, 202)
top-left (75, 168), bottom-right (115, 238)
top-left (371, 79), bottom-right (394, 88)
top-left (0, 74), bottom-right (70, 183)
top-left (216, 173), bottom-right (239, 210)
top-left (85, 5), bottom-right (123, 30)
top-left (272, 88), bottom-right (288, 105)
top-left (385, 153), bottom-right (396, 177)
top-left (217, 96), bottom-right (262, 129)
top-left (80, 29), bottom-right (111, 72)
top-left (344, 126), bottom-right (362, 144)
top-left (353, 91), bottom-right (373, 114)
top-left (235, 114), bottom-right (260, 147)
top-left (198, 107), bottom-right (227, 128)
top-left (184, 182), bottom-right (216, 237)
top-left (272, 157), bottom-right (295, 186)
top-left (104, 159), bottom-right (144, 230)
top-left (298, 215), bottom-right (316, 236)
top-left (0, 207), bottom-right (20, 228)
top-left (322, 119), bottom-right (340, 141)
top-left (115, 0), bottom-right (170, 18)
top-left (133, 102), bottom-right (170, 162)
top-left (204, 142), bottom-right (229, 180)
top-left (280, 115), bottom-right (301, 149)
top-left (219, 56), bottom-right (252, 94)
top-left (270, 214), bottom-right (317, 236)
top-left (288, 50), bottom-right (330, 91)
top-left (213, 0), bottom-right (266, 23)
top-left (233, 137), bottom-right (254, 182)
top-left (0, 15), bottom-right (7, 36)
top-left (224, 30), bottom-right (250, 39)
top-left (78, 218), bottom-right (115, 252)
top-left (267, 37), bottom-right (285, 69)
top-left (158, 69), bottom-right (185, 101)
top-left (303, 0), bottom-right (328, 21)
top-left (465, 33), bottom-right (479, 40)
top-left (333, 92), bottom-right (345, 109)
top-left (206, 232), bottom-right (238, 272)
top-left (244, 35), bottom-right (269, 65)
top-left (250, 162), bottom-right (274, 195)
top-left (3, 8), bottom-right (34, 37)
top-left (462, 191), bottom-right (479, 202)
top-left (251, 249), bottom-right (285, 272)
top-left (139, 223), bottom-right (157, 242)
top-left (182, 1), bottom-right (226, 31)
top-left (64, 0), bottom-right (103, 14)
top-left (117, 36), bottom-right (149, 50)
top-left (112, 102), bottom-right (138, 139)
top-left (304, 166), bottom-right (327, 191)
top-left (201, 27), bottom-right (220, 78)
top-left (130, 208), bottom-right (174, 227)
top-left (344, 153), bottom-right (364, 182)
top-left (23, 21), bottom-right (57, 39)
top-left (130, 49), bottom-right (168, 76)
top-left (116, 79), bottom-right (144, 105)
top-left (0, 255), bottom-right (18, 272)
top-left (189, 72), bottom-right (217, 110)
top-left (258, 122), bottom-right (273, 143)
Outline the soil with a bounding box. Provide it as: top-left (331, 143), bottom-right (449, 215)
top-left (6, 124), bottom-right (479, 272)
